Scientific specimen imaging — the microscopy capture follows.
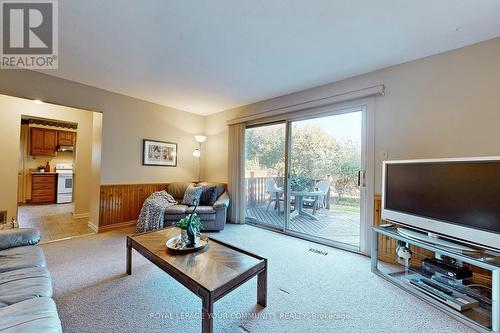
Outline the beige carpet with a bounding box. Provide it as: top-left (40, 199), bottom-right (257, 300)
top-left (41, 225), bottom-right (474, 333)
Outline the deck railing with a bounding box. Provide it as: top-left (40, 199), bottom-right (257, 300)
top-left (245, 176), bottom-right (331, 208)
top-left (245, 176), bottom-right (283, 207)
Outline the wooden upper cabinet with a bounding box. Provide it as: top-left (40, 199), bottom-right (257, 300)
top-left (30, 128), bottom-right (45, 153)
top-left (57, 131), bottom-right (76, 146)
top-left (30, 128), bottom-right (57, 156)
top-left (44, 130), bottom-right (57, 152)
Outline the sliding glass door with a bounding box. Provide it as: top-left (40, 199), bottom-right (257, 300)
top-left (287, 110), bottom-right (363, 249)
top-left (244, 106), bottom-right (366, 251)
top-left (244, 123), bottom-right (286, 230)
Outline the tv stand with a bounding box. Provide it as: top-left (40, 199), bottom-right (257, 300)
top-left (397, 227), bottom-right (481, 253)
top-left (372, 225), bottom-right (500, 333)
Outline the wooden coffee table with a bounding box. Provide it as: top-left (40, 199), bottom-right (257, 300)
top-left (126, 228), bottom-right (268, 333)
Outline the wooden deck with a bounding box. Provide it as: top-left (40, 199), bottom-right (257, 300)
top-left (245, 205), bottom-right (360, 247)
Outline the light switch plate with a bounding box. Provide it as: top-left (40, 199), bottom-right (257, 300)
top-left (382, 149), bottom-right (389, 160)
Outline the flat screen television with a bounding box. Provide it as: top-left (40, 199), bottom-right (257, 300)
top-left (382, 157), bottom-right (500, 251)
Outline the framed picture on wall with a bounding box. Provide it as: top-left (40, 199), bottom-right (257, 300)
top-left (142, 139), bottom-right (178, 167)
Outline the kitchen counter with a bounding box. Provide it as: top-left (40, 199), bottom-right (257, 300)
top-left (30, 171), bottom-right (58, 174)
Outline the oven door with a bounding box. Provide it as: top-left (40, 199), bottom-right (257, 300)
top-left (57, 173), bottom-right (73, 194)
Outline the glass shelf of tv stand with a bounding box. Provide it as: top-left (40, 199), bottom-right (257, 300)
top-left (374, 225), bottom-right (500, 268)
top-left (371, 225), bottom-right (500, 333)
top-left (385, 267), bottom-right (493, 331)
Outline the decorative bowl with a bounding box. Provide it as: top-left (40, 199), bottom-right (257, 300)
top-left (166, 234), bottom-right (208, 253)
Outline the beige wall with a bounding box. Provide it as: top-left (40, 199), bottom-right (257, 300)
top-left (89, 112), bottom-right (103, 230)
top-left (202, 108), bottom-right (239, 183)
top-left (203, 37), bottom-right (500, 192)
top-left (2, 38), bottom-right (500, 225)
top-left (99, 99), bottom-right (203, 185)
top-left (0, 70), bottom-right (205, 186)
top-left (0, 95), bottom-right (97, 223)
top-left (25, 150), bottom-right (74, 175)
top-left (0, 70), bottom-right (205, 226)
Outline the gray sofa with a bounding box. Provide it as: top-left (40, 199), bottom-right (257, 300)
top-left (164, 182), bottom-right (230, 231)
top-left (0, 228), bottom-right (62, 333)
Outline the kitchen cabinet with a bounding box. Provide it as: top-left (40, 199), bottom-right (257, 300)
top-left (57, 131), bottom-right (76, 147)
top-left (31, 174), bottom-right (56, 204)
top-left (30, 128), bottom-right (57, 156)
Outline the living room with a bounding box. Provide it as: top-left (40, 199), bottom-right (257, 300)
top-left (0, 1), bottom-right (499, 333)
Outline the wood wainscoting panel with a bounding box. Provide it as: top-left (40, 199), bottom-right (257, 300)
top-left (373, 195), bottom-right (492, 286)
top-left (99, 183), bottom-right (168, 231)
top-left (374, 194), bottom-right (396, 263)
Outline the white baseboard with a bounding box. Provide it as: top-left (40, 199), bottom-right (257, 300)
top-left (73, 212), bottom-right (90, 219)
top-left (87, 222), bottom-right (98, 232)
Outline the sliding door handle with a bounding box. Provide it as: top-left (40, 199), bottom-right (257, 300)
top-left (357, 170), bottom-right (366, 187)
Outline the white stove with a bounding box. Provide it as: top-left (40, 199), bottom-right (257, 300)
top-left (55, 163), bottom-right (73, 204)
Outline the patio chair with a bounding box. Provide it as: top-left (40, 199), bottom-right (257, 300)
top-left (315, 180), bottom-right (330, 215)
top-left (304, 180), bottom-right (330, 216)
top-left (265, 179), bottom-right (284, 213)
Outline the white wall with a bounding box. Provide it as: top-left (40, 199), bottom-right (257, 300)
top-left (203, 37), bottom-right (500, 192)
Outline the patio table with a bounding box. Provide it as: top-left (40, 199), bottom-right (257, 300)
top-left (290, 190), bottom-right (323, 221)
top-left (274, 188), bottom-right (323, 221)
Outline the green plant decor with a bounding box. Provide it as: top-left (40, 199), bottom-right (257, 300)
top-left (290, 173), bottom-right (313, 192)
top-left (173, 213), bottom-right (203, 232)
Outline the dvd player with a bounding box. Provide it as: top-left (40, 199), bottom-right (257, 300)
top-left (421, 257), bottom-right (472, 280)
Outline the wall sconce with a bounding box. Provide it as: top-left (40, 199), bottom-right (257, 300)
top-left (193, 135), bottom-right (206, 181)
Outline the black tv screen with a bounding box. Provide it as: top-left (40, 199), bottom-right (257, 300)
top-left (385, 161), bottom-right (500, 234)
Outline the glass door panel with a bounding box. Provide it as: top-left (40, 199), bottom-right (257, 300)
top-left (244, 123), bottom-right (286, 230)
top-left (287, 109), bottom-right (363, 249)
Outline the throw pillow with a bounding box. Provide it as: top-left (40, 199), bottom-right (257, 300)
top-left (200, 186), bottom-right (218, 206)
top-left (182, 185), bottom-right (203, 206)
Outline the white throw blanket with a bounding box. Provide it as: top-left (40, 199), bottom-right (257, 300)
top-left (136, 191), bottom-right (177, 232)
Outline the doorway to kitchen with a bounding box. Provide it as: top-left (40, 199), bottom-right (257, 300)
top-left (14, 100), bottom-right (102, 243)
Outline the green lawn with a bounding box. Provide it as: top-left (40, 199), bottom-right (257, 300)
top-left (331, 204), bottom-right (360, 213)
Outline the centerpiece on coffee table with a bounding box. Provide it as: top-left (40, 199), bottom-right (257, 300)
top-left (167, 199), bottom-right (208, 252)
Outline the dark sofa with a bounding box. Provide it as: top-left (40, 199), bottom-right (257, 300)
top-left (164, 182), bottom-right (230, 231)
top-left (0, 228), bottom-right (62, 333)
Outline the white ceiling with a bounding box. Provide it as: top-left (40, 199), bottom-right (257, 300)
top-left (42, 0), bottom-right (500, 115)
